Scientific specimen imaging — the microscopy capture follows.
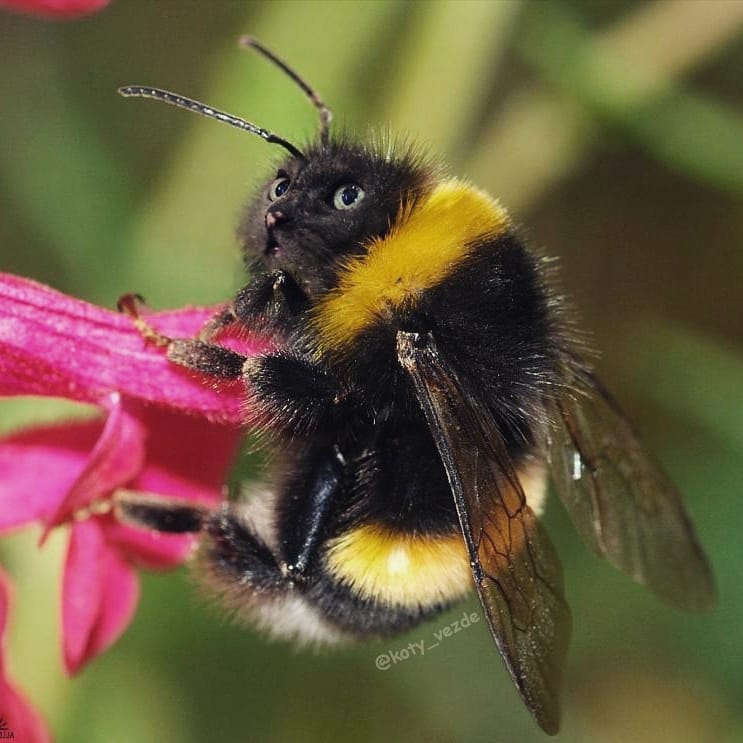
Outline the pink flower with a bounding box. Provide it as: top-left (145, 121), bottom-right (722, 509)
top-left (0, 0), bottom-right (110, 19)
top-left (0, 273), bottom-right (262, 673)
top-left (0, 567), bottom-right (52, 743)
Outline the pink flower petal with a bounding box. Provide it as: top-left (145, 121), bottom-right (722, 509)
top-left (102, 402), bottom-right (242, 569)
top-left (0, 414), bottom-right (198, 566)
top-left (62, 519), bottom-right (139, 674)
top-left (0, 571), bottom-right (8, 655)
top-left (131, 402), bottom-right (241, 501)
top-left (0, 418), bottom-right (101, 531)
top-left (0, 273), bottom-right (259, 423)
top-left (0, 274), bottom-right (260, 674)
top-left (0, 401), bottom-right (242, 564)
top-left (0, 568), bottom-right (52, 743)
top-left (0, 402), bottom-right (240, 528)
top-left (80, 545), bottom-right (139, 671)
top-left (102, 517), bottom-right (197, 570)
top-left (42, 395), bottom-right (144, 535)
top-left (61, 520), bottom-right (104, 673)
top-left (0, 0), bottom-right (109, 19)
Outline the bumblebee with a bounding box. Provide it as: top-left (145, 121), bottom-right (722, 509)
top-left (117, 38), bottom-right (715, 734)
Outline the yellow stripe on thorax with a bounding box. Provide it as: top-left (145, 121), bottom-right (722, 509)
top-left (313, 179), bottom-right (510, 354)
top-left (324, 523), bottom-right (471, 608)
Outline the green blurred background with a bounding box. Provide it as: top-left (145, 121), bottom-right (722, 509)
top-left (1, 1), bottom-right (742, 741)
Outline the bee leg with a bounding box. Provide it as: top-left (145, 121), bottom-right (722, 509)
top-left (243, 352), bottom-right (348, 437)
top-left (166, 338), bottom-right (246, 379)
top-left (118, 292), bottom-right (246, 379)
top-left (117, 293), bottom-right (171, 347)
top-left (190, 269), bottom-right (307, 344)
top-left (114, 491), bottom-right (209, 532)
top-left (200, 504), bottom-right (285, 592)
top-left (196, 305), bottom-right (239, 342)
top-left (115, 493), bottom-right (285, 592)
top-left (189, 271), bottom-right (307, 346)
top-left (280, 447), bottom-right (346, 583)
top-left (232, 270), bottom-right (308, 330)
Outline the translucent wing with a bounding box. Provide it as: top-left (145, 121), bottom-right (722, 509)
top-left (549, 369), bottom-right (715, 612)
top-left (397, 331), bottom-right (570, 735)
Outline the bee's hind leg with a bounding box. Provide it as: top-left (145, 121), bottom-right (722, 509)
top-left (200, 503), bottom-right (285, 592)
top-left (115, 493), bottom-right (285, 592)
top-left (115, 491), bottom-right (350, 643)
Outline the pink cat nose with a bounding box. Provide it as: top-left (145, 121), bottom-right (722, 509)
top-left (265, 211), bottom-right (284, 228)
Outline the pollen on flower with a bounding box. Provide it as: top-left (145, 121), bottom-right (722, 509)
top-left (71, 498), bottom-right (114, 522)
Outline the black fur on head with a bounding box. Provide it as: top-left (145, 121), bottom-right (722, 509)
top-left (238, 133), bottom-right (439, 296)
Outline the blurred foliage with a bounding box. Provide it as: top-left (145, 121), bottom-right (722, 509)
top-left (1, 1), bottom-right (742, 741)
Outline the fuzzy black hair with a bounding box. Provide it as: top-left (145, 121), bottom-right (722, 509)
top-left (237, 132), bottom-right (441, 296)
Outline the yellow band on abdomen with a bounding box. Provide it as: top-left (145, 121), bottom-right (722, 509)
top-left (324, 523), bottom-right (471, 608)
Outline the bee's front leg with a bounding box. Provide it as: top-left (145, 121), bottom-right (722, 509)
top-left (243, 352), bottom-right (350, 438)
top-left (188, 269), bottom-right (307, 345)
top-left (231, 269), bottom-right (309, 333)
top-left (120, 269), bottom-right (309, 381)
top-left (167, 338), bottom-right (247, 379)
top-left (118, 293), bottom-right (247, 380)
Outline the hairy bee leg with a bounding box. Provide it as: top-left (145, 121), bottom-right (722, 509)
top-left (119, 294), bottom-right (245, 378)
top-left (201, 505), bottom-right (285, 592)
top-left (115, 493), bottom-right (286, 591)
top-left (195, 269), bottom-right (306, 343)
top-left (233, 269), bottom-right (308, 327)
top-left (167, 338), bottom-right (246, 379)
top-left (243, 353), bottom-right (347, 436)
top-left (114, 491), bottom-right (209, 532)
top-left (197, 306), bottom-right (239, 342)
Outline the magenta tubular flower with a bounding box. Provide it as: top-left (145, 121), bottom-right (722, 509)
top-left (0, 0), bottom-right (110, 19)
top-left (0, 568), bottom-right (52, 743)
top-left (0, 273), bottom-right (262, 673)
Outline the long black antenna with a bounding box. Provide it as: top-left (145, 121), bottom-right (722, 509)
top-left (240, 36), bottom-right (332, 143)
top-left (117, 86), bottom-right (304, 159)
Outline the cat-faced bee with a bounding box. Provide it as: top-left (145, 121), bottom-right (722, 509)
top-left (116, 37), bottom-right (715, 734)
